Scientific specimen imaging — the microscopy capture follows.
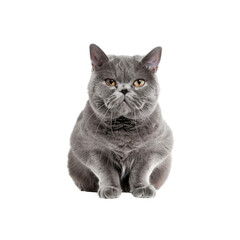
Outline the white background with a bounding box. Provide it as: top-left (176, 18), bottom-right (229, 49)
top-left (0, 0), bottom-right (239, 239)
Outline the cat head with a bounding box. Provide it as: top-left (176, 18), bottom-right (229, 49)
top-left (88, 44), bottom-right (162, 120)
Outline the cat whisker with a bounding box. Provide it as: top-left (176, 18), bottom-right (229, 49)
top-left (90, 107), bottom-right (110, 146)
top-left (138, 110), bottom-right (153, 130)
top-left (81, 103), bottom-right (106, 135)
top-left (110, 109), bottom-right (116, 137)
top-left (106, 96), bottom-right (123, 109)
top-left (125, 95), bottom-right (144, 110)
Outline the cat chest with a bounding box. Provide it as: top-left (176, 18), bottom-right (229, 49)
top-left (107, 133), bottom-right (139, 154)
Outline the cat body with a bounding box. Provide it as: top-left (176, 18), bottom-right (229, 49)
top-left (68, 44), bottom-right (173, 198)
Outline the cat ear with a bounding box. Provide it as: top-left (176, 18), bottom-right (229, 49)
top-left (90, 44), bottom-right (109, 71)
top-left (141, 47), bottom-right (162, 72)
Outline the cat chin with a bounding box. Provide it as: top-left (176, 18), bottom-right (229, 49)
top-left (118, 101), bottom-right (131, 116)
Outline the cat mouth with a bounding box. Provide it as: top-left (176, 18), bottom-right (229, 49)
top-left (121, 100), bottom-right (128, 106)
top-left (122, 98), bottom-right (130, 107)
top-left (123, 97), bottom-right (129, 104)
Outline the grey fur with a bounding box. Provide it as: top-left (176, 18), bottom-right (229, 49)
top-left (68, 44), bottom-right (173, 198)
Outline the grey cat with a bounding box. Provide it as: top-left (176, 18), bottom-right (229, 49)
top-left (68, 44), bottom-right (173, 198)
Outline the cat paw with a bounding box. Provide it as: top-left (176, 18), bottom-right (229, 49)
top-left (131, 185), bottom-right (156, 198)
top-left (98, 186), bottom-right (122, 199)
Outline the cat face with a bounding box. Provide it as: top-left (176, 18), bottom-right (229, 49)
top-left (88, 44), bottom-right (162, 120)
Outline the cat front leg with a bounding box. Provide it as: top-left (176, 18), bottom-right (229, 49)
top-left (129, 152), bottom-right (169, 198)
top-left (84, 151), bottom-right (122, 199)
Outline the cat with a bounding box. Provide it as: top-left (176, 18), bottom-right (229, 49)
top-left (68, 44), bottom-right (173, 198)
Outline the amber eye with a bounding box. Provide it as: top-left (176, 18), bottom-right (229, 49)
top-left (105, 78), bottom-right (116, 87)
top-left (133, 79), bottom-right (145, 87)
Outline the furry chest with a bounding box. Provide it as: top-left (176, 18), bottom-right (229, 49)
top-left (108, 133), bottom-right (138, 154)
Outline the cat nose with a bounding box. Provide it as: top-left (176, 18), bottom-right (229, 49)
top-left (121, 89), bottom-right (128, 95)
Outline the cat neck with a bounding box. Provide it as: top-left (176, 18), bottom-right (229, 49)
top-left (104, 116), bottom-right (140, 131)
top-left (104, 106), bottom-right (162, 132)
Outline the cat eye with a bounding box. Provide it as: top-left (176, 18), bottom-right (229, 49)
top-left (105, 78), bottom-right (116, 87)
top-left (133, 79), bottom-right (145, 87)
